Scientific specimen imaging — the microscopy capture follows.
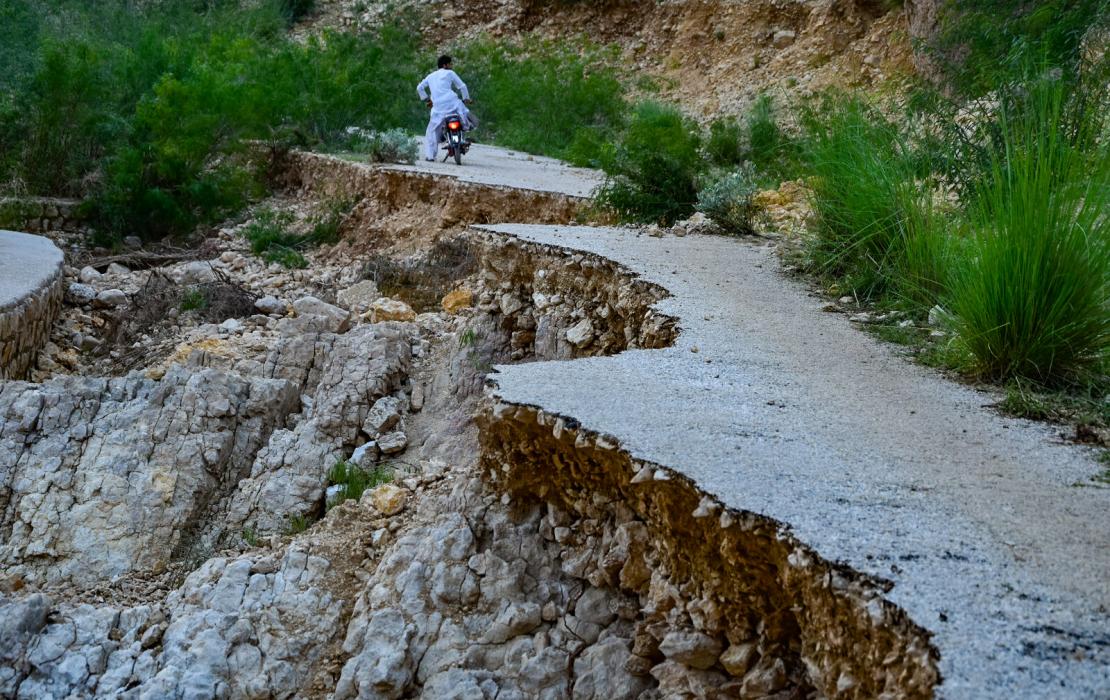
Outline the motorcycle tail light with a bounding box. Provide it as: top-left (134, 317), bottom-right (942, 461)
top-left (448, 120), bottom-right (461, 130)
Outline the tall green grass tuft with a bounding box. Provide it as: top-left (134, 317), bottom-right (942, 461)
top-left (945, 75), bottom-right (1110, 384)
top-left (595, 102), bottom-right (704, 225)
top-left (801, 95), bottom-right (944, 305)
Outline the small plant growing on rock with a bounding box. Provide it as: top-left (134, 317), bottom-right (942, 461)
top-left (288, 514), bottom-right (311, 535)
top-left (241, 527), bottom-right (259, 547)
top-left (697, 166), bottom-right (760, 236)
top-left (327, 459), bottom-right (393, 510)
top-left (180, 288), bottom-right (208, 312)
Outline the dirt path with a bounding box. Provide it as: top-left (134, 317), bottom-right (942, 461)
top-left (442, 184), bottom-right (1110, 696)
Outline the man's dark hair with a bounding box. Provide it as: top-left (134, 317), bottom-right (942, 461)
top-left (437, 55), bottom-right (452, 69)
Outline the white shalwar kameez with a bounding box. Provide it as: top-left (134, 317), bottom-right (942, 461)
top-left (416, 68), bottom-right (473, 160)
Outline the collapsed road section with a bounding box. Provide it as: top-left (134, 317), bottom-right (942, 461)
top-left (476, 223), bottom-right (1110, 699)
top-left (0, 150), bottom-right (1105, 698)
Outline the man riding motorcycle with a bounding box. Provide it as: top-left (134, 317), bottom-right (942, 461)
top-left (417, 55), bottom-right (475, 162)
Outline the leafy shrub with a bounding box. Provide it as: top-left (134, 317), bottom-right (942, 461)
top-left (595, 102), bottom-right (704, 225)
top-left (925, 0), bottom-right (1110, 96)
top-left (455, 38), bottom-right (626, 162)
top-left (343, 128), bottom-right (418, 163)
top-left (242, 201), bottom-right (350, 268)
top-left (945, 75), bottom-right (1110, 384)
top-left (696, 166), bottom-right (760, 236)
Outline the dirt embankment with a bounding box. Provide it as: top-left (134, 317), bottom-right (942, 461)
top-left (316, 0), bottom-right (922, 119)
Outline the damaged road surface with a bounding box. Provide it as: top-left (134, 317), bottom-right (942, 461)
top-left (477, 223), bottom-right (1110, 699)
top-left (0, 148), bottom-right (1106, 699)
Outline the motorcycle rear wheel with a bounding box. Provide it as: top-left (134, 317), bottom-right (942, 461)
top-left (453, 147), bottom-right (462, 166)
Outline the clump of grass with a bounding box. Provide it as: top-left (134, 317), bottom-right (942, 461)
top-left (288, 514), bottom-right (311, 535)
top-left (595, 102), bottom-right (704, 225)
top-left (327, 459), bottom-right (393, 509)
top-left (800, 95), bottom-right (943, 307)
top-left (243, 209), bottom-right (307, 268)
top-left (241, 527), bottom-right (259, 547)
top-left (705, 117), bottom-right (744, 167)
top-left (180, 288), bottom-right (208, 312)
top-left (745, 93), bottom-right (796, 179)
top-left (945, 74), bottom-right (1110, 385)
top-left (243, 204), bottom-right (350, 269)
top-left (696, 166), bottom-right (760, 236)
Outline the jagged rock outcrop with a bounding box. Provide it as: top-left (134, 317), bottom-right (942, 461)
top-left (0, 367), bottom-right (299, 588)
top-left (226, 321), bottom-right (415, 536)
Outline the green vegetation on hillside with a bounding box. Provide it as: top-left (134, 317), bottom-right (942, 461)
top-left (0, 0), bottom-right (627, 242)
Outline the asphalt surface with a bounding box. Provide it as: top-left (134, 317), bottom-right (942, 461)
top-left (0, 229), bottom-right (64, 310)
top-left (478, 223), bottom-right (1110, 699)
top-left (384, 143), bottom-right (603, 198)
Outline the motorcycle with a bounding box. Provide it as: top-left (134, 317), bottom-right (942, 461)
top-left (439, 111), bottom-right (470, 165)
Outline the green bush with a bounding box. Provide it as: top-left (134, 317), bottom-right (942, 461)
top-left (243, 209), bottom-right (307, 268)
top-left (925, 0), bottom-right (1110, 96)
top-left (341, 128), bottom-right (419, 163)
top-left (454, 38), bottom-right (626, 163)
top-left (595, 102), bottom-right (704, 225)
top-left (705, 118), bottom-right (744, 167)
top-left (945, 75), bottom-right (1110, 384)
top-left (696, 166), bottom-right (759, 236)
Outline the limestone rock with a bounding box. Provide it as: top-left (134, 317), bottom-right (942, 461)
top-left (772, 29), bottom-right (797, 48)
top-left (364, 395), bottom-right (402, 435)
top-left (106, 262), bottom-right (131, 275)
top-left (566, 318), bottom-right (595, 348)
top-left (93, 288), bottom-right (128, 308)
top-left (572, 637), bottom-right (652, 700)
top-left (0, 366), bottom-right (299, 586)
top-left (740, 657), bottom-right (787, 696)
top-left (368, 483), bottom-right (407, 516)
top-left (499, 293), bottom-right (524, 316)
top-left (720, 641), bottom-right (758, 677)
top-left (369, 297), bottom-right (417, 323)
top-left (292, 295), bottom-right (350, 333)
top-left (336, 280), bottom-right (380, 313)
top-left (351, 441), bottom-right (380, 468)
top-left (78, 266), bottom-right (101, 283)
top-left (255, 295), bottom-right (286, 315)
top-left (442, 288), bottom-right (474, 314)
top-left (658, 630), bottom-right (723, 670)
top-left (650, 660), bottom-right (727, 698)
top-left (225, 323), bottom-right (413, 535)
top-left (66, 283), bottom-right (96, 305)
top-left (377, 430), bottom-right (409, 455)
top-left (169, 260), bottom-right (219, 285)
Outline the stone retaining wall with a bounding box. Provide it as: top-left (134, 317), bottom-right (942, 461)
top-left (0, 197), bottom-right (86, 233)
top-left (0, 231), bottom-right (65, 380)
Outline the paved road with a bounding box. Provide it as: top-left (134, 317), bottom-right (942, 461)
top-left (0, 229), bottom-right (64, 310)
top-left (471, 218), bottom-right (1109, 698)
top-left (384, 143), bottom-right (603, 198)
